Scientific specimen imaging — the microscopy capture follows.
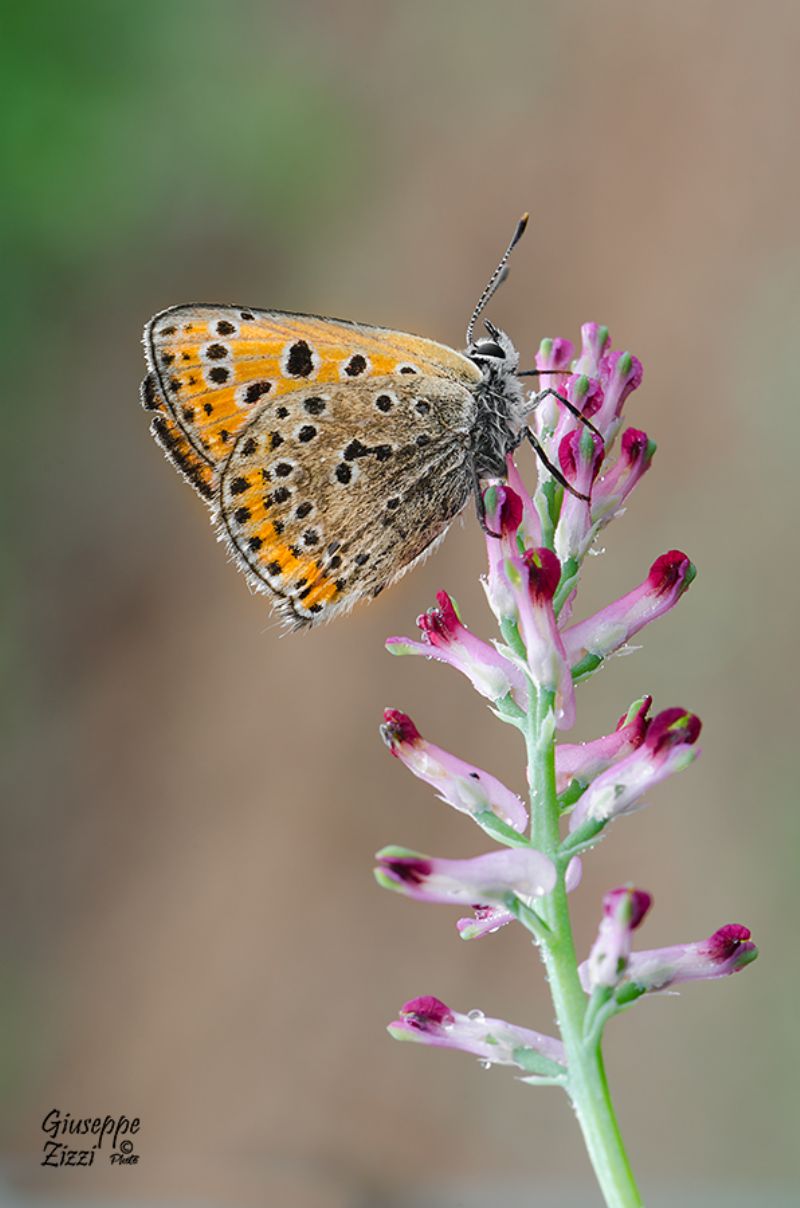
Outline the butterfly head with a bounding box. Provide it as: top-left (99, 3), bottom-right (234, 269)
top-left (467, 319), bottom-right (520, 374)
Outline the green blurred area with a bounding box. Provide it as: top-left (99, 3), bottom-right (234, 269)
top-left (2, 2), bottom-right (799, 1205)
top-left (1, 1), bottom-right (361, 264)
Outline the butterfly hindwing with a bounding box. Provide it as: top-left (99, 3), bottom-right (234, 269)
top-left (218, 374), bottom-right (478, 626)
top-left (143, 305), bottom-right (481, 492)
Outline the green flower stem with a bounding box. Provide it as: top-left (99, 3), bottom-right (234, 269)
top-left (527, 686), bottom-right (642, 1208)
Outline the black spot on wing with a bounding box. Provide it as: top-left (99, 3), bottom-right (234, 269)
top-left (287, 340), bottom-right (314, 377)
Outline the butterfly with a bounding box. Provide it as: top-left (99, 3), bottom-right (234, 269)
top-left (140, 216), bottom-right (594, 628)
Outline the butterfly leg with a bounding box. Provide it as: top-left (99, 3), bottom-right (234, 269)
top-left (532, 388), bottom-right (603, 440)
top-left (525, 430), bottom-right (591, 502)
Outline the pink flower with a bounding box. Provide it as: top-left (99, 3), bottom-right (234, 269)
top-left (530, 337), bottom-right (576, 447)
top-left (374, 846), bottom-right (556, 907)
top-left (504, 457), bottom-right (542, 547)
top-left (491, 548), bottom-right (575, 728)
top-left (386, 591), bottom-right (528, 706)
top-left (581, 887), bottom-right (653, 991)
top-left (563, 551), bottom-right (696, 674)
top-left (483, 484), bottom-right (526, 597)
top-left (537, 336), bottom-right (575, 373)
top-left (457, 857), bottom-right (581, 940)
top-left (568, 708), bottom-right (702, 834)
top-left (616, 924), bottom-right (758, 992)
top-left (590, 350), bottom-right (644, 443)
top-left (556, 696), bottom-right (652, 794)
top-left (592, 428), bottom-right (656, 522)
top-left (573, 323), bottom-right (611, 378)
top-left (555, 427), bottom-right (605, 564)
top-left (381, 708), bottom-right (528, 833)
top-left (389, 995), bottom-right (565, 1074)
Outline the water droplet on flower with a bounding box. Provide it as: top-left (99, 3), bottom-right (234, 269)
top-left (467, 1008), bottom-right (485, 1022)
top-left (588, 546), bottom-right (606, 557)
top-left (478, 1058), bottom-right (493, 1070)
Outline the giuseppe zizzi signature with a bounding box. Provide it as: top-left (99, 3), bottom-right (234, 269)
top-left (40, 1109), bottom-right (141, 1167)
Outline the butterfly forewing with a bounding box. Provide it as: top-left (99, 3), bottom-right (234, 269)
top-left (143, 305), bottom-right (480, 481)
top-left (219, 375), bottom-right (477, 625)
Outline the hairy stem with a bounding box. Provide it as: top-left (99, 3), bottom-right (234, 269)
top-left (527, 686), bottom-right (642, 1208)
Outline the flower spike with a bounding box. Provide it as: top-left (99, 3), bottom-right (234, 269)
top-left (376, 321), bottom-right (758, 1200)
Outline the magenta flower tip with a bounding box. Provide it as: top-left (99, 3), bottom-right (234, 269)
top-left (621, 427), bottom-right (656, 464)
top-left (417, 591), bottom-right (460, 642)
top-left (703, 924), bottom-right (754, 964)
top-left (484, 484), bottom-right (524, 536)
top-left (381, 708), bottom-right (422, 750)
top-left (646, 707), bottom-right (702, 753)
top-left (603, 887), bottom-right (652, 930)
top-left (648, 550), bottom-right (696, 597)
top-left (615, 694), bottom-right (653, 741)
top-left (378, 854), bottom-right (433, 886)
top-left (523, 547), bottom-right (562, 602)
top-left (399, 996), bottom-right (455, 1029)
top-left (558, 428), bottom-right (605, 485)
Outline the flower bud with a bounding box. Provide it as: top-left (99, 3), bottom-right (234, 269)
top-left (564, 551), bottom-right (696, 674)
top-left (387, 591), bottom-right (528, 706)
top-left (389, 996), bottom-right (565, 1075)
top-left (568, 707), bottom-right (702, 833)
top-left (621, 924), bottom-right (758, 991)
top-left (375, 845), bottom-right (556, 907)
top-left (381, 708), bottom-right (527, 832)
top-left (580, 887), bottom-right (653, 991)
top-left (556, 696), bottom-right (652, 795)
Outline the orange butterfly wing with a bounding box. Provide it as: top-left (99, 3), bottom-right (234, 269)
top-left (141, 305), bottom-right (483, 626)
top-left (141, 305), bottom-right (480, 494)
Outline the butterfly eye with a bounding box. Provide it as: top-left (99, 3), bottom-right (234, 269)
top-left (472, 340), bottom-right (505, 360)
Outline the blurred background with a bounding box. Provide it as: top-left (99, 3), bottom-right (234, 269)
top-left (2, 1), bottom-right (799, 1205)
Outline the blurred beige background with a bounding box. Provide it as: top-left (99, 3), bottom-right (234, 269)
top-left (2, 2), bottom-right (799, 1205)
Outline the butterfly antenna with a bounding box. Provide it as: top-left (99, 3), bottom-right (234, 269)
top-left (465, 213), bottom-right (529, 347)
